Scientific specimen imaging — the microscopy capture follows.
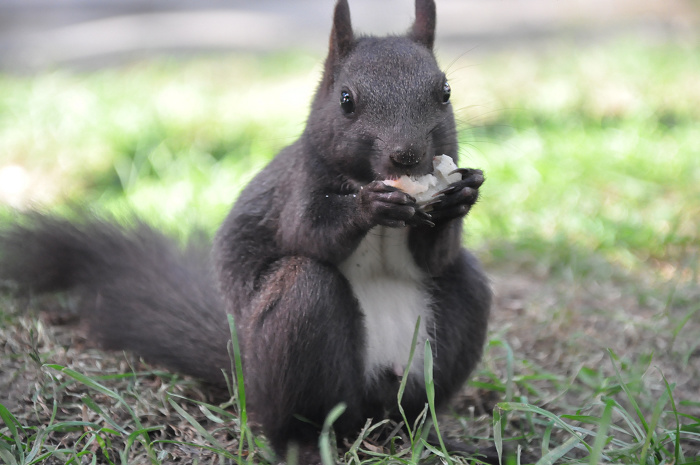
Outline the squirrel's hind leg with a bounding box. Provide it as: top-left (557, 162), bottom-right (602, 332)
top-left (241, 256), bottom-right (367, 460)
top-left (424, 249), bottom-right (491, 404)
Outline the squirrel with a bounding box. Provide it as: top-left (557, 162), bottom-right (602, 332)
top-left (0, 0), bottom-right (492, 462)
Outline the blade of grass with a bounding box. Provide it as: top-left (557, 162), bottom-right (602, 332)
top-left (661, 374), bottom-right (683, 464)
top-left (397, 316), bottom-right (422, 444)
top-left (423, 340), bottom-right (452, 465)
top-left (588, 398), bottom-right (613, 465)
top-left (420, 438), bottom-right (447, 458)
top-left (493, 408), bottom-right (503, 464)
top-left (227, 313), bottom-right (254, 461)
top-left (319, 403), bottom-right (346, 465)
top-left (80, 396), bottom-right (129, 435)
top-left (607, 350), bottom-right (650, 434)
top-left (345, 418), bottom-right (373, 463)
top-left (540, 421), bottom-right (553, 459)
top-left (488, 339), bottom-right (515, 403)
top-left (640, 382), bottom-right (670, 464)
top-left (536, 434), bottom-right (582, 465)
top-left (497, 402), bottom-right (593, 453)
top-left (0, 450), bottom-right (17, 465)
top-left (168, 393), bottom-right (238, 422)
top-left (125, 426), bottom-right (166, 462)
top-left (0, 403), bottom-right (25, 464)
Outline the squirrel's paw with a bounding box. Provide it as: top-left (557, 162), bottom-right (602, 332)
top-left (359, 181), bottom-right (434, 228)
top-left (420, 168), bottom-right (484, 222)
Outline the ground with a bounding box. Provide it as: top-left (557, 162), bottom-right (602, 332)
top-left (2, 251), bottom-right (698, 462)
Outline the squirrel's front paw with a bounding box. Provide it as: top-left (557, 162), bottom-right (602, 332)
top-left (420, 168), bottom-right (484, 222)
top-left (359, 181), bottom-right (434, 228)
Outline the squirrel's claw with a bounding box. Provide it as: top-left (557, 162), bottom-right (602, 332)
top-left (412, 210), bottom-right (435, 228)
top-left (435, 184), bottom-right (460, 196)
top-left (449, 168), bottom-right (473, 177)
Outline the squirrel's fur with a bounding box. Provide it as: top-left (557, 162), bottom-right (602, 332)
top-left (0, 0), bottom-right (492, 462)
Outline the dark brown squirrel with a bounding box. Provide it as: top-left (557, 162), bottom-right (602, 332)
top-left (0, 0), bottom-right (492, 462)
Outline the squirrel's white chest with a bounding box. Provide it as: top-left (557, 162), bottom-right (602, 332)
top-left (338, 227), bottom-right (433, 382)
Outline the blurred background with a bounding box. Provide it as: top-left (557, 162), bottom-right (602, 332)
top-left (1, 1), bottom-right (700, 460)
top-left (1, 0), bottom-right (698, 70)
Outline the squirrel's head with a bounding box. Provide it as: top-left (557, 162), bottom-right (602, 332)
top-left (307, 0), bottom-right (458, 185)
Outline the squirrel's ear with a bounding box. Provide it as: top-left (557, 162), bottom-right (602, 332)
top-left (320, 0), bottom-right (354, 91)
top-left (330, 0), bottom-right (354, 60)
top-left (411, 0), bottom-right (436, 50)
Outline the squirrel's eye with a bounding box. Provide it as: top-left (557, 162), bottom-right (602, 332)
top-left (340, 90), bottom-right (355, 114)
top-left (442, 81), bottom-right (451, 104)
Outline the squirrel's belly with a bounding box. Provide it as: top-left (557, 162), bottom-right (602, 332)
top-left (338, 227), bottom-right (433, 382)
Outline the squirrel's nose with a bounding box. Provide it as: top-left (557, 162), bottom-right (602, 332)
top-left (389, 145), bottom-right (424, 167)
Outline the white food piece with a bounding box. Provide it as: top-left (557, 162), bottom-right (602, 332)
top-left (383, 154), bottom-right (461, 204)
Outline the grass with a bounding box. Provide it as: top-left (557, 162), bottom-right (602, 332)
top-left (1, 37), bottom-right (700, 463)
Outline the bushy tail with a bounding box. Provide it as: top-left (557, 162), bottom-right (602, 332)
top-left (0, 213), bottom-right (232, 386)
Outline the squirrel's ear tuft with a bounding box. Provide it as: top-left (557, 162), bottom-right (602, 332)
top-left (411, 0), bottom-right (436, 50)
top-left (320, 0), bottom-right (354, 92)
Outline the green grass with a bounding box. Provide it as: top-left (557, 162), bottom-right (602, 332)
top-left (455, 42), bottom-right (700, 275)
top-left (0, 53), bottom-right (319, 238)
top-left (1, 44), bottom-right (697, 271)
top-left (1, 39), bottom-right (700, 463)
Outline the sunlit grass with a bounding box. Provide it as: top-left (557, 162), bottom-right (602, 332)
top-left (0, 53), bottom-right (321, 238)
top-left (451, 41), bottom-right (700, 277)
top-left (1, 43), bottom-right (697, 274)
